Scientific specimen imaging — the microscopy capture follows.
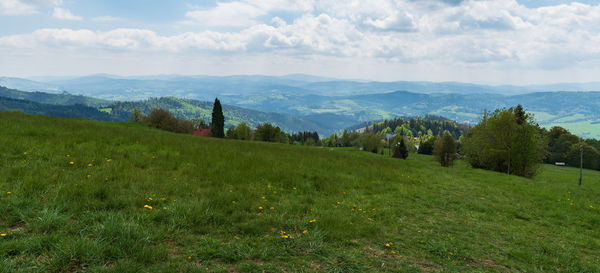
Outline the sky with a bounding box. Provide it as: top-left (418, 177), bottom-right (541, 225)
top-left (0, 0), bottom-right (599, 84)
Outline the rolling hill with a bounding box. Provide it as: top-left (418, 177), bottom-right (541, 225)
top-left (4, 75), bottom-right (600, 137)
top-left (1, 112), bottom-right (598, 272)
top-left (0, 86), bottom-right (327, 134)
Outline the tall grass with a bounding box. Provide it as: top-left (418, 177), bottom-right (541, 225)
top-left (0, 112), bottom-right (599, 272)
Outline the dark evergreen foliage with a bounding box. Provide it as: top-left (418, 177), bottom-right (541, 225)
top-left (211, 98), bottom-right (225, 138)
top-left (290, 131), bottom-right (320, 145)
top-left (393, 138), bottom-right (409, 159)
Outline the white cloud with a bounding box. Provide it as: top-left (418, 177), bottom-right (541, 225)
top-left (52, 7), bottom-right (82, 20)
top-left (92, 16), bottom-right (120, 22)
top-left (1, 0), bottom-right (600, 79)
top-left (185, 0), bottom-right (314, 27)
top-left (0, 0), bottom-right (61, 15)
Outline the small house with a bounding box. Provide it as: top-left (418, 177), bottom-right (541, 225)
top-left (193, 129), bottom-right (212, 137)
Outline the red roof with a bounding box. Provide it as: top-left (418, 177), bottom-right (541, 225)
top-left (193, 129), bottom-right (212, 137)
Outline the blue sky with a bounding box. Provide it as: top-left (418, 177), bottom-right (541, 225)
top-left (1, 0), bottom-right (599, 84)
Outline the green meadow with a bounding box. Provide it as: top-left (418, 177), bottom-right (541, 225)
top-left (1, 111), bottom-right (599, 272)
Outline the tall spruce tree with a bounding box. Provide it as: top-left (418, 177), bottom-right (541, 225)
top-left (211, 98), bottom-right (225, 138)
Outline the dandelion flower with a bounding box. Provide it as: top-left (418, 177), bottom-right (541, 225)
top-left (106, 159), bottom-right (112, 162)
top-left (336, 201), bottom-right (341, 205)
top-left (270, 207), bottom-right (274, 210)
top-left (449, 252), bottom-right (453, 256)
top-left (69, 161), bottom-right (74, 165)
top-left (309, 219), bottom-right (316, 223)
top-left (187, 256), bottom-right (191, 260)
top-left (590, 205), bottom-right (594, 209)
top-left (418, 230), bottom-right (422, 233)
top-left (258, 206), bottom-right (263, 210)
top-left (6, 192), bottom-right (11, 195)
top-left (88, 163), bottom-right (93, 167)
top-left (391, 250), bottom-right (396, 254)
top-left (23, 152), bottom-right (27, 155)
top-left (66, 154), bottom-right (70, 157)
top-left (385, 243), bottom-right (391, 247)
top-left (0, 234), bottom-right (5, 237)
top-left (302, 230), bottom-right (308, 234)
top-left (144, 205), bottom-right (153, 210)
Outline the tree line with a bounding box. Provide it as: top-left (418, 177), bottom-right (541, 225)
top-left (133, 99), bottom-right (600, 179)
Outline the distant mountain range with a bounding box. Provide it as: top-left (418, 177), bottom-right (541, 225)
top-left (3, 74), bottom-right (600, 101)
top-left (3, 74), bottom-right (600, 138)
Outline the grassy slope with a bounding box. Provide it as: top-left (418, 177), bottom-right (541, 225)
top-left (0, 112), bottom-right (599, 272)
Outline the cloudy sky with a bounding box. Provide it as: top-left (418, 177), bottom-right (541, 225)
top-left (0, 0), bottom-right (599, 84)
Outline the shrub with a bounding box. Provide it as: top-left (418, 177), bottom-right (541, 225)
top-left (145, 108), bottom-right (194, 134)
top-left (418, 136), bottom-right (437, 155)
top-left (434, 134), bottom-right (457, 167)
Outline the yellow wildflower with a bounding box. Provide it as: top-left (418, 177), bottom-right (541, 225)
top-left (385, 243), bottom-right (391, 247)
top-left (418, 230), bottom-right (422, 233)
top-left (391, 250), bottom-right (396, 254)
top-left (88, 163), bottom-right (93, 167)
top-left (0, 234), bottom-right (5, 237)
top-left (106, 159), bottom-right (112, 162)
top-left (23, 152), bottom-right (27, 155)
top-left (6, 192), bottom-right (11, 195)
top-left (270, 207), bottom-right (275, 210)
top-left (66, 154), bottom-right (70, 157)
top-left (69, 161), bottom-right (74, 165)
top-left (258, 206), bottom-right (263, 210)
top-left (309, 219), bottom-right (316, 223)
top-left (144, 205), bottom-right (153, 210)
top-left (302, 230), bottom-right (308, 234)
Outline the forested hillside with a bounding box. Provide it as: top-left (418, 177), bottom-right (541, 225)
top-left (0, 86), bottom-right (108, 107)
top-left (0, 97), bottom-right (114, 121)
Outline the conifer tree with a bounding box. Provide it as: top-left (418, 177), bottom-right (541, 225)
top-left (211, 98), bottom-right (225, 138)
top-left (393, 137), bottom-right (409, 159)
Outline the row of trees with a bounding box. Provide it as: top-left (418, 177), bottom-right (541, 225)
top-left (364, 115), bottom-right (469, 139)
top-left (225, 122), bottom-right (320, 145)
